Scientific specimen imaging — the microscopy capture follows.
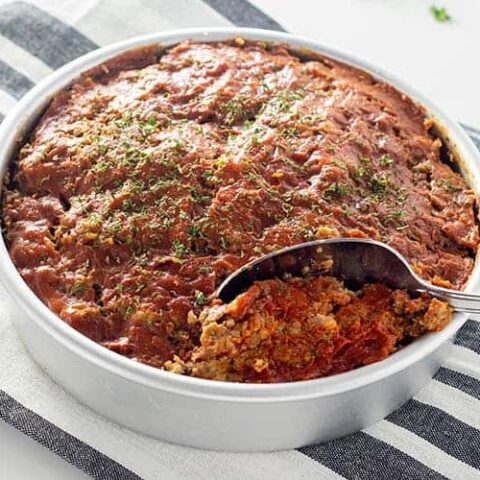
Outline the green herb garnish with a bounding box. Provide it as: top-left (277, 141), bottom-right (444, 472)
top-left (115, 112), bottom-right (132, 128)
top-left (202, 170), bottom-right (215, 180)
top-left (322, 182), bottom-right (349, 200)
top-left (430, 5), bottom-right (451, 22)
top-left (379, 154), bottom-right (394, 166)
top-left (172, 239), bottom-right (186, 258)
top-left (342, 203), bottom-right (353, 217)
top-left (97, 143), bottom-right (108, 155)
top-left (301, 226), bottom-right (317, 241)
top-left (436, 177), bottom-right (461, 193)
top-left (67, 282), bottom-right (86, 297)
top-left (194, 290), bottom-right (208, 306)
top-left (367, 173), bottom-right (390, 197)
top-left (139, 116), bottom-right (158, 135)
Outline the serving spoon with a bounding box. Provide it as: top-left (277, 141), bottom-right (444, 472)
top-left (217, 238), bottom-right (480, 314)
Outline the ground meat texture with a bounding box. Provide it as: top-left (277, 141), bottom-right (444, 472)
top-left (1, 39), bottom-right (477, 377)
top-left (164, 277), bottom-right (452, 383)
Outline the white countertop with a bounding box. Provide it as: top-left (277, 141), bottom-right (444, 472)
top-left (2, 0), bottom-right (478, 478)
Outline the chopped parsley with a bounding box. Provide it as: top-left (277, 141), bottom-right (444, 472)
top-left (121, 199), bottom-right (136, 212)
top-left (139, 116), bottom-right (158, 135)
top-left (301, 226), bottom-right (317, 241)
top-left (326, 145), bottom-right (336, 154)
top-left (218, 234), bottom-right (230, 250)
top-left (352, 166), bottom-right (366, 182)
top-left (367, 173), bottom-right (390, 197)
top-left (322, 182), bottom-right (349, 200)
top-left (271, 88), bottom-right (305, 113)
top-left (379, 154), bottom-right (394, 167)
top-left (383, 210), bottom-right (405, 225)
top-left (67, 281), bottom-right (86, 297)
top-left (260, 80), bottom-right (271, 91)
top-left (222, 98), bottom-right (249, 124)
top-left (430, 5), bottom-right (452, 22)
top-left (115, 111), bottom-right (132, 128)
top-left (97, 143), bottom-right (109, 155)
top-left (187, 225), bottom-right (200, 236)
top-left (172, 239), bottom-right (187, 258)
top-left (282, 202), bottom-right (293, 215)
top-left (342, 203), bottom-right (353, 217)
top-left (332, 159), bottom-right (347, 169)
top-left (194, 290), bottom-right (209, 306)
top-left (198, 265), bottom-right (212, 274)
top-left (281, 127), bottom-right (298, 139)
top-left (251, 135), bottom-right (260, 146)
top-left (436, 177), bottom-right (461, 193)
top-left (202, 170), bottom-right (215, 181)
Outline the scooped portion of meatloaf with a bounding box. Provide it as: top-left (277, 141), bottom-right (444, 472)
top-left (1, 38), bottom-right (476, 380)
top-left (165, 276), bottom-right (452, 383)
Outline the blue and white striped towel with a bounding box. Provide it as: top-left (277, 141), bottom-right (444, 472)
top-left (0, 1), bottom-right (479, 478)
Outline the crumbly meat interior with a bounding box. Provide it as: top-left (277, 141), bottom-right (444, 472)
top-left (165, 276), bottom-right (452, 383)
top-left (1, 39), bottom-right (476, 378)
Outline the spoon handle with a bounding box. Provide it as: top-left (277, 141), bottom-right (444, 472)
top-left (422, 286), bottom-right (480, 314)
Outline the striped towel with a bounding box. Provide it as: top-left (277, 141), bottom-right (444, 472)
top-left (0, 1), bottom-right (479, 479)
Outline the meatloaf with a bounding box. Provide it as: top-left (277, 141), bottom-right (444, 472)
top-left (1, 38), bottom-right (478, 381)
top-left (165, 276), bottom-right (452, 382)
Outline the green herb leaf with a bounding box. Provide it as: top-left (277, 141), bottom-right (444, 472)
top-left (367, 173), bottom-right (390, 197)
top-left (430, 5), bottom-right (451, 22)
top-left (172, 239), bottom-right (187, 258)
top-left (194, 290), bottom-right (209, 306)
top-left (322, 182), bottom-right (349, 200)
top-left (342, 203), bottom-right (353, 217)
top-left (436, 177), bottom-right (461, 193)
top-left (379, 154), bottom-right (394, 167)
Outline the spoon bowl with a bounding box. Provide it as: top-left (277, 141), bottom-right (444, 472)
top-left (217, 238), bottom-right (480, 313)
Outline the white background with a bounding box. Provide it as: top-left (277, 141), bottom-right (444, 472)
top-left (2, 0), bottom-right (478, 478)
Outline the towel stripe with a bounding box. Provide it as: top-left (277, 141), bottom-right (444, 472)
top-left (0, 58), bottom-right (34, 99)
top-left (415, 380), bottom-right (480, 430)
top-left (435, 367), bottom-right (480, 401)
top-left (202, 0), bottom-right (286, 31)
top-left (367, 420), bottom-right (480, 480)
top-left (0, 35), bottom-right (52, 83)
top-left (299, 431), bottom-right (445, 479)
top-left (0, 88), bottom-right (16, 115)
top-left (0, 1), bottom-right (97, 69)
top-left (388, 399), bottom-right (480, 469)
top-left (445, 344), bottom-right (480, 381)
top-left (454, 319), bottom-right (480, 354)
top-left (0, 389), bottom-right (141, 480)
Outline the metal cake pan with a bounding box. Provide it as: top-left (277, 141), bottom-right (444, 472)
top-left (0, 28), bottom-right (479, 451)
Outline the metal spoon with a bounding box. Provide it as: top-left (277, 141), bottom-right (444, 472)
top-left (217, 238), bottom-right (480, 313)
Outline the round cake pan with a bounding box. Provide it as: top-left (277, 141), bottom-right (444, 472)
top-left (0, 28), bottom-right (479, 451)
